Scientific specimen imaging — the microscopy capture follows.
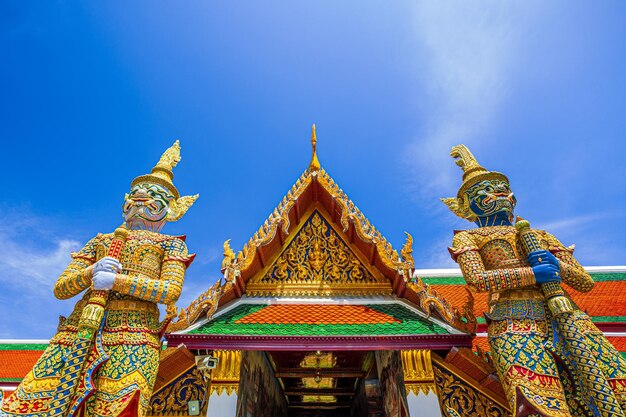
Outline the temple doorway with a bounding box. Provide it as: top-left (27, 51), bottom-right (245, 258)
top-left (234, 350), bottom-right (411, 417)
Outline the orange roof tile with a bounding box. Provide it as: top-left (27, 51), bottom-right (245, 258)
top-left (430, 281), bottom-right (626, 320)
top-left (607, 337), bottom-right (626, 352)
top-left (235, 304), bottom-right (401, 325)
top-left (472, 336), bottom-right (491, 353)
top-left (429, 285), bottom-right (489, 319)
top-left (570, 281), bottom-right (626, 317)
top-left (0, 351), bottom-right (43, 380)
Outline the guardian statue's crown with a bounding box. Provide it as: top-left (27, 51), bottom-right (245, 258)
top-left (441, 144), bottom-right (509, 221)
top-left (131, 140), bottom-right (199, 221)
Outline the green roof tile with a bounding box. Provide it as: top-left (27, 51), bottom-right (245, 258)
top-left (190, 304), bottom-right (450, 336)
top-left (421, 276), bottom-right (466, 285)
top-left (0, 343), bottom-right (48, 351)
top-left (592, 316), bottom-right (626, 323)
top-left (420, 272), bottom-right (626, 285)
top-left (590, 273), bottom-right (626, 282)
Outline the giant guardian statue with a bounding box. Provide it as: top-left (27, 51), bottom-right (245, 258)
top-left (443, 145), bottom-right (626, 417)
top-left (1, 141), bottom-right (198, 417)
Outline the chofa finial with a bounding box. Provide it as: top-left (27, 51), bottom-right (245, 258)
top-left (309, 124), bottom-right (321, 172)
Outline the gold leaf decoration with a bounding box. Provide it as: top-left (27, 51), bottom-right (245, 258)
top-left (247, 210), bottom-right (391, 296)
top-left (150, 367), bottom-right (208, 416)
top-left (402, 350), bottom-right (436, 396)
top-left (433, 359), bottom-right (511, 417)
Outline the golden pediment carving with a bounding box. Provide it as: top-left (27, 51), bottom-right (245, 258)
top-left (247, 210), bottom-right (391, 296)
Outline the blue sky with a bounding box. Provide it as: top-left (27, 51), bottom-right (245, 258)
top-left (1, 1), bottom-right (625, 338)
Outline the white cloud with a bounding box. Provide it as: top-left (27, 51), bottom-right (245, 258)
top-left (0, 209), bottom-right (81, 294)
top-left (535, 212), bottom-right (612, 236)
top-left (0, 207), bottom-right (225, 337)
top-left (0, 235), bottom-right (79, 294)
top-left (0, 211), bottom-right (82, 338)
top-left (406, 2), bottom-right (535, 201)
top-left (535, 212), bottom-right (626, 266)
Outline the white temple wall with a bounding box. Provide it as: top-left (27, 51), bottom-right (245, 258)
top-left (407, 391), bottom-right (442, 417)
top-left (206, 392), bottom-right (237, 417)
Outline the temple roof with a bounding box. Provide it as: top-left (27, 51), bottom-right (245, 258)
top-left (168, 128), bottom-right (473, 334)
top-left (190, 303), bottom-right (450, 337)
top-left (167, 298), bottom-right (472, 351)
top-left (417, 266), bottom-right (626, 332)
top-left (417, 266), bottom-right (626, 360)
top-left (222, 168), bottom-right (410, 298)
top-left (0, 341), bottom-right (47, 389)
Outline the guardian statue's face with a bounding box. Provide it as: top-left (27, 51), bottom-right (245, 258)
top-left (465, 179), bottom-right (516, 220)
top-left (123, 183), bottom-right (174, 230)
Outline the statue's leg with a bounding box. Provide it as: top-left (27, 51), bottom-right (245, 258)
top-left (86, 343), bottom-right (159, 417)
top-left (489, 317), bottom-right (572, 417)
top-left (555, 360), bottom-right (595, 417)
top-left (86, 309), bottom-right (161, 417)
top-left (573, 310), bottom-right (626, 412)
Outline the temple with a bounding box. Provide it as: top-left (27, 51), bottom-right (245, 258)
top-left (1, 128), bottom-right (625, 416)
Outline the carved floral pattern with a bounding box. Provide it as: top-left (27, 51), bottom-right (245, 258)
top-left (247, 211), bottom-right (390, 296)
top-left (150, 367), bottom-right (208, 416)
top-left (262, 212), bottom-right (377, 284)
top-left (433, 361), bottom-right (510, 417)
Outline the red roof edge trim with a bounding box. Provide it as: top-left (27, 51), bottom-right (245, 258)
top-left (166, 333), bottom-right (472, 351)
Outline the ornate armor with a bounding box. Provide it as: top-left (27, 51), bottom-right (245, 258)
top-left (451, 226), bottom-right (626, 415)
top-left (3, 231), bottom-right (193, 417)
top-left (444, 145), bottom-right (626, 416)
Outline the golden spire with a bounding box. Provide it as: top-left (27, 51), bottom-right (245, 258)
top-left (309, 124), bottom-right (321, 172)
top-left (449, 144), bottom-right (508, 198)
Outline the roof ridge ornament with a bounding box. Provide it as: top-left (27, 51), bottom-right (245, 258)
top-left (309, 124), bottom-right (321, 172)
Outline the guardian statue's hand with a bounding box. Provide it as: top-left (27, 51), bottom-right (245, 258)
top-left (528, 250), bottom-right (559, 267)
top-left (532, 263), bottom-right (561, 284)
top-left (93, 257), bottom-right (122, 274)
top-left (93, 271), bottom-right (116, 290)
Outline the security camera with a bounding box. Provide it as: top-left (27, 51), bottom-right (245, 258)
top-left (195, 355), bottom-right (219, 370)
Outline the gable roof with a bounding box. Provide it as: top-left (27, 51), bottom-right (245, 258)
top-left (221, 167), bottom-right (410, 300)
top-left (244, 209), bottom-right (393, 297)
top-left (166, 297), bottom-right (472, 351)
top-left (168, 133), bottom-right (474, 334)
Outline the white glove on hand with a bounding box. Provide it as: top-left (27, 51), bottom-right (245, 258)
top-left (93, 257), bottom-right (122, 274)
top-left (92, 271), bottom-right (116, 290)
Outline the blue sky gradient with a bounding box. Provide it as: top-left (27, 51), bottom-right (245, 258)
top-left (1, 1), bottom-right (625, 338)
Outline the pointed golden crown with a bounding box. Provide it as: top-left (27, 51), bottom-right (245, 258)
top-left (132, 140), bottom-right (183, 198)
top-left (131, 140), bottom-right (199, 221)
top-left (450, 145), bottom-right (508, 198)
top-left (441, 145), bottom-right (509, 221)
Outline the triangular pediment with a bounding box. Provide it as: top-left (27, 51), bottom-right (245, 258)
top-left (169, 163), bottom-right (473, 335)
top-left (246, 209), bottom-right (392, 296)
